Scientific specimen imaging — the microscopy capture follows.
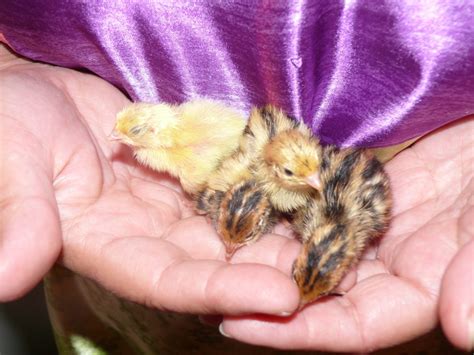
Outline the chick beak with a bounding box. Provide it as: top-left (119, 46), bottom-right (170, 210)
top-left (297, 301), bottom-right (307, 311)
top-left (225, 244), bottom-right (239, 261)
top-left (305, 172), bottom-right (321, 191)
top-left (108, 128), bottom-right (122, 141)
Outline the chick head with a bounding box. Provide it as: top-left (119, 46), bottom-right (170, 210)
top-left (292, 224), bottom-right (349, 306)
top-left (217, 181), bottom-right (274, 261)
top-left (263, 130), bottom-right (323, 191)
top-left (112, 103), bottom-right (177, 148)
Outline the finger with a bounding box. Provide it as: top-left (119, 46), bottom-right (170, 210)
top-left (161, 215), bottom-right (224, 259)
top-left (221, 273), bottom-right (437, 352)
top-left (384, 152), bottom-right (436, 216)
top-left (381, 216), bottom-right (459, 296)
top-left (354, 259), bottom-right (388, 282)
top-left (439, 238), bottom-right (474, 351)
top-left (333, 268), bottom-right (357, 294)
top-left (0, 120), bottom-right (61, 301)
top-left (383, 115), bottom-right (473, 225)
top-left (163, 216), bottom-right (303, 275)
top-left (66, 235), bottom-right (300, 316)
top-left (230, 234), bottom-right (301, 274)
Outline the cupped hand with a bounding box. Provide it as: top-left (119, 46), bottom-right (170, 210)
top-left (1, 45), bottom-right (472, 352)
top-left (221, 115), bottom-right (473, 351)
top-left (0, 45), bottom-right (301, 316)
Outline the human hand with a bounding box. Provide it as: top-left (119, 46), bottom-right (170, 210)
top-left (221, 115), bottom-right (474, 351)
top-left (0, 45), bottom-right (302, 317)
top-left (2, 44), bottom-right (471, 352)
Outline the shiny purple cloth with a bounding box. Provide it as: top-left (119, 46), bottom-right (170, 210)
top-left (1, 1), bottom-right (473, 147)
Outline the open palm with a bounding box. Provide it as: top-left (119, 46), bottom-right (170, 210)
top-left (222, 112), bottom-right (473, 351)
top-left (1, 46), bottom-right (472, 352)
top-left (0, 48), bottom-right (301, 317)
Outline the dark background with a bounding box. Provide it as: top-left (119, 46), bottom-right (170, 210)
top-left (0, 284), bottom-right (57, 355)
top-left (0, 283), bottom-right (466, 355)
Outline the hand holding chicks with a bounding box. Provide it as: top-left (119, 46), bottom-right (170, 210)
top-left (0, 56), bottom-right (301, 321)
top-left (215, 107), bottom-right (391, 305)
top-left (114, 99), bottom-right (392, 307)
top-left (4, 47), bottom-right (472, 353)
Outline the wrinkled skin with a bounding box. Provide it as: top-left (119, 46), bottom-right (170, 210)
top-left (0, 45), bottom-right (472, 352)
top-left (222, 116), bottom-right (474, 351)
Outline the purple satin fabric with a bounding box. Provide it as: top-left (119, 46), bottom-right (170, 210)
top-left (1, 1), bottom-right (473, 147)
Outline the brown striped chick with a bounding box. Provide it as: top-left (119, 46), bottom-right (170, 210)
top-left (256, 128), bottom-right (324, 212)
top-left (195, 104), bottom-right (323, 254)
top-left (196, 104), bottom-right (323, 214)
top-left (217, 180), bottom-right (276, 260)
top-left (190, 112), bottom-right (276, 257)
top-left (193, 105), bottom-right (292, 216)
top-left (193, 134), bottom-right (276, 258)
top-left (196, 179), bottom-right (276, 260)
top-left (194, 145), bottom-right (255, 215)
top-left (292, 147), bottom-right (391, 306)
top-left (194, 113), bottom-right (262, 215)
top-left (238, 105), bottom-right (305, 153)
top-left (243, 105), bottom-right (323, 212)
top-left (112, 99), bottom-right (246, 195)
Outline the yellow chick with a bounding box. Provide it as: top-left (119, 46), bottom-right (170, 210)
top-left (112, 99), bottom-right (246, 194)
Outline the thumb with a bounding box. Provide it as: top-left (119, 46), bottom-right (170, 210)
top-left (439, 238), bottom-right (474, 351)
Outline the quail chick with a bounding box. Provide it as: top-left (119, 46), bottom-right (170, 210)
top-left (216, 180), bottom-right (276, 260)
top-left (193, 128), bottom-right (277, 259)
top-left (196, 178), bottom-right (276, 260)
top-left (244, 105), bottom-right (324, 212)
top-left (195, 104), bottom-right (324, 259)
top-left (292, 147), bottom-right (391, 305)
top-left (112, 99), bottom-right (246, 194)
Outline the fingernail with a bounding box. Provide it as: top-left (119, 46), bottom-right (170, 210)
top-left (219, 323), bottom-right (232, 338)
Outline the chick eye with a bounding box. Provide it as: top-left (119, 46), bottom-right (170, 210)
top-left (244, 233), bottom-right (254, 241)
top-left (130, 125), bottom-right (144, 136)
top-left (283, 168), bottom-right (294, 176)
